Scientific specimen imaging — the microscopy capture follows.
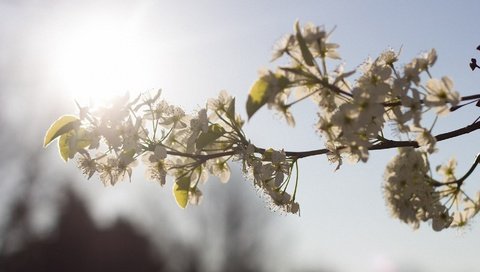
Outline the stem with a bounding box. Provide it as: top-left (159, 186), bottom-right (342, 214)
top-left (314, 78), bottom-right (353, 99)
top-left (384, 93), bottom-right (480, 109)
top-left (292, 160), bottom-right (299, 201)
top-left (456, 154), bottom-right (480, 186)
top-left (166, 149), bottom-right (238, 161)
top-left (285, 89), bottom-right (321, 108)
top-left (460, 94), bottom-right (480, 101)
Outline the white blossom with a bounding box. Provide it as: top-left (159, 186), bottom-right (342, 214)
top-left (209, 159), bottom-right (231, 183)
top-left (207, 90), bottom-right (233, 113)
top-left (411, 126), bottom-right (437, 154)
top-left (189, 189), bottom-right (203, 205)
top-left (425, 76), bottom-right (460, 115)
top-left (436, 157), bottom-right (457, 183)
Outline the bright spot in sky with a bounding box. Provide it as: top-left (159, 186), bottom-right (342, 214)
top-left (49, 15), bottom-right (158, 104)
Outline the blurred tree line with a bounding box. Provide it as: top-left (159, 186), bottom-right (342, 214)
top-left (0, 180), bottom-right (273, 272)
top-left (0, 144), bottom-right (278, 271)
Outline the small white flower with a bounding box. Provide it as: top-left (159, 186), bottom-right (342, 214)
top-left (77, 155), bottom-right (97, 179)
top-left (451, 210), bottom-right (469, 228)
top-left (160, 106), bottom-right (188, 128)
top-left (189, 189), bottom-right (203, 205)
top-left (464, 192), bottom-right (480, 218)
top-left (378, 48), bottom-right (400, 66)
top-left (345, 138), bottom-right (370, 163)
top-left (436, 157), bottom-right (457, 183)
top-left (186, 109), bottom-right (210, 152)
top-left (411, 126), bottom-right (436, 154)
top-left (271, 34), bottom-right (295, 61)
top-left (331, 103), bottom-right (360, 133)
top-left (209, 159), bottom-right (231, 183)
top-left (98, 156), bottom-right (134, 186)
top-left (417, 48), bottom-right (437, 71)
top-left (301, 23), bottom-right (340, 60)
top-left (117, 152), bottom-right (137, 182)
top-left (143, 99), bottom-right (171, 120)
top-left (207, 90), bottom-right (233, 113)
top-left (403, 59), bottom-right (423, 85)
top-left (425, 76), bottom-right (460, 115)
top-left (190, 166), bottom-right (209, 184)
top-left (253, 161), bottom-right (275, 183)
top-left (286, 202), bottom-right (300, 214)
top-left (143, 149), bottom-right (170, 186)
top-left (397, 88), bottom-right (422, 128)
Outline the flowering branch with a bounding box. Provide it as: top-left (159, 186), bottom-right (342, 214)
top-left (44, 21), bottom-right (480, 231)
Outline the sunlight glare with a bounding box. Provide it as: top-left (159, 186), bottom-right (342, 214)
top-left (50, 16), bottom-right (157, 105)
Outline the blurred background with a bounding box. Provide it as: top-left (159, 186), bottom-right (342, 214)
top-left (1, 1), bottom-right (480, 271)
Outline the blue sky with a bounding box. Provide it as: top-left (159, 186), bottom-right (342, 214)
top-left (2, 1), bottom-right (480, 271)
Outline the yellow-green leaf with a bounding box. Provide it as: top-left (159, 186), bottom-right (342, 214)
top-left (295, 20), bottom-right (315, 67)
top-left (58, 128), bottom-right (90, 162)
top-left (246, 77), bottom-right (270, 120)
top-left (226, 97), bottom-right (235, 120)
top-left (173, 177), bottom-right (190, 209)
top-left (44, 115), bottom-right (80, 147)
top-left (58, 132), bottom-right (73, 162)
top-left (246, 73), bottom-right (289, 120)
top-left (196, 124), bottom-right (226, 150)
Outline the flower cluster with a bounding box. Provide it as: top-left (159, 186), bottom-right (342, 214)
top-left (45, 89), bottom-right (301, 213)
top-left (244, 22), bottom-right (477, 230)
top-left (262, 22), bottom-right (459, 167)
top-left (240, 147), bottom-right (300, 214)
top-left (384, 150), bottom-right (480, 231)
top-left (384, 148), bottom-right (451, 231)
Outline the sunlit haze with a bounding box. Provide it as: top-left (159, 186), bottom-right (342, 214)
top-left (48, 13), bottom-right (159, 104)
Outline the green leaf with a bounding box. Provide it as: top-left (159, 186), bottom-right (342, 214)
top-left (246, 73), bottom-right (289, 120)
top-left (294, 20), bottom-right (315, 67)
top-left (173, 177), bottom-right (190, 209)
top-left (44, 115), bottom-right (80, 147)
top-left (226, 97), bottom-right (236, 120)
top-left (58, 128), bottom-right (90, 162)
top-left (196, 124), bottom-right (226, 150)
top-left (58, 131), bottom-right (73, 162)
top-left (246, 77), bottom-right (270, 120)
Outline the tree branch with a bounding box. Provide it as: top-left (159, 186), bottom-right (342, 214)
top-left (254, 121), bottom-right (480, 159)
top-left (159, 97), bottom-right (480, 162)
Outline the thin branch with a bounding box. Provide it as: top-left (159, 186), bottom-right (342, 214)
top-left (314, 78), bottom-right (353, 98)
top-left (254, 121), bottom-right (480, 159)
top-left (150, 103), bottom-right (480, 162)
top-left (460, 94), bottom-right (480, 101)
top-left (384, 93), bottom-right (480, 109)
top-left (165, 150), bottom-right (237, 161)
top-left (285, 89), bottom-right (321, 108)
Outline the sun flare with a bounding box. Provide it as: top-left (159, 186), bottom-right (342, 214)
top-left (50, 17), bottom-right (156, 104)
